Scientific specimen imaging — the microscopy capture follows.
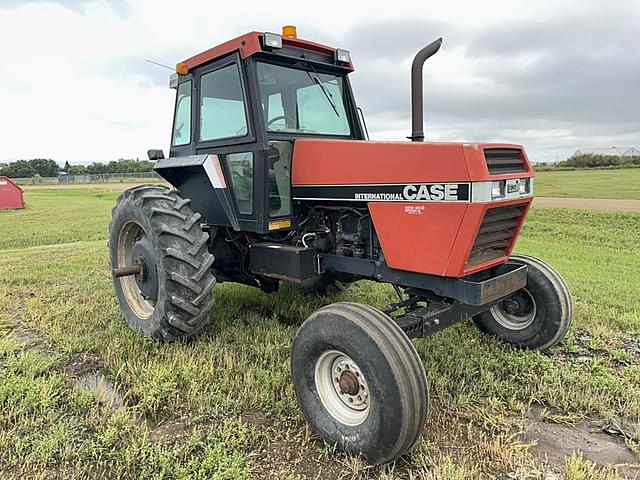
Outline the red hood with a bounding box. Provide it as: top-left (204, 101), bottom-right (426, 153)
top-left (291, 139), bottom-right (533, 185)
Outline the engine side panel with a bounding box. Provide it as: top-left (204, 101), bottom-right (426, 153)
top-left (368, 202), bottom-right (468, 276)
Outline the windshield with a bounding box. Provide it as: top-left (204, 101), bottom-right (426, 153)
top-left (256, 62), bottom-right (351, 136)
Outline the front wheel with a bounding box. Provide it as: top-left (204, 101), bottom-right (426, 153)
top-left (473, 254), bottom-right (572, 351)
top-left (291, 303), bottom-right (428, 465)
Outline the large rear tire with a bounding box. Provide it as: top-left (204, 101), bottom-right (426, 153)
top-left (109, 185), bottom-right (215, 341)
top-left (291, 302), bottom-right (428, 465)
top-left (473, 254), bottom-right (572, 351)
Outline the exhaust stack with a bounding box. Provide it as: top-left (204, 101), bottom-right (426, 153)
top-left (409, 37), bottom-right (443, 142)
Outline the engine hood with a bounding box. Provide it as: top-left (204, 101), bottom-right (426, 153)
top-left (291, 139), bottom-right (533, 186)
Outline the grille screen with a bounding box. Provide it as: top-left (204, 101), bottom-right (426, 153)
top-left (484, 148), bottom-right (527, 174)
top-left (466, 205), bottom-right (525, 268)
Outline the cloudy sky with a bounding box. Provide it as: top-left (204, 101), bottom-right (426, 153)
top-left (0, 0), bottom-right (638, 164)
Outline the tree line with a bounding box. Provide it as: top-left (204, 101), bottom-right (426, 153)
top-left (537, 154), bottom-right (640, 170)
top-left (0, 158), bottom-right (155, 178)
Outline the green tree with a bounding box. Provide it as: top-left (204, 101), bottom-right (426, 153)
top-left (0, 160), bottom-right (37, 178)
top-left (68, 165), bottom-right (88, 175)
top-left (29, 159), bottom-right (60, 177)
top-left (86, 162), bottom-right (108, 174)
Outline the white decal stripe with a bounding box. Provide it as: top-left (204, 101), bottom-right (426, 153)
top-left (291, 197), bottom-right (468, 203)
top-left (203, 154), bottom-right (226, 188)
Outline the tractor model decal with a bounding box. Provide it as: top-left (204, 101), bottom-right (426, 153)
top-left (292, 183), bottom-right (470, 202)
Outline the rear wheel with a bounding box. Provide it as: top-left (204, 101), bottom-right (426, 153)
top-left (109, 184), bottom-right (215, 341)
top-left (291, 303), bottom-right (428, 464)
top-left (473, 254), bottom-right (572, 351)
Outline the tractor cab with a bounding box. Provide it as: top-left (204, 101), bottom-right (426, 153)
top-left (155, 27), bottom-right (365, 234)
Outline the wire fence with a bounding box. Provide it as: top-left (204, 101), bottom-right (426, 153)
top-left (12, 172), bottom-right (163, 186)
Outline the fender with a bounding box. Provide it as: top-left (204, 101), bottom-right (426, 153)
top-left (155, 154), bottom-right (240, 231)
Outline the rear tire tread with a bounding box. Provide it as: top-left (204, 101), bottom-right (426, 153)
top-left (110, 184), bottom-right (215, 341)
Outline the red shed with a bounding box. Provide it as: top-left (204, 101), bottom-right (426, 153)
top-left (0, 176), bottom-right (25, 210)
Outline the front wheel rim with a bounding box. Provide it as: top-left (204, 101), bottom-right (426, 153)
top-left (490, 288), bottom-right (536, 330)
top-left (314, 350), bottom-right (370, 426)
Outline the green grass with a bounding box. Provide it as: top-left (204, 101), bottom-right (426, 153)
top-left (0, 188), bottom-right (119, 249)
top-left (534, 168), bottom-right (640, 200)
top-left (1, 188), bottom-right (638, 479)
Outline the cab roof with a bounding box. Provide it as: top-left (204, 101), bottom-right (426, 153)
top-left (180, 31), bottom-right (353, 71)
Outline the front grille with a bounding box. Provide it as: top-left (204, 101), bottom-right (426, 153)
top-left (466, 205), bottom-right (525, 268)
top-left (484, 148), bottom-right (527, 174)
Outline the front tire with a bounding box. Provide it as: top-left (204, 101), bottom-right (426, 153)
top-left (473, 254), bottom-right (572, 351)
top-left (291, 303), bottom-right (428, 465)
top-left (109, 185), bottom-right (215, 341)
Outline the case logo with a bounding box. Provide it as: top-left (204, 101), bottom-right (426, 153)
top-left (402, 184), bottom-right (459, 201)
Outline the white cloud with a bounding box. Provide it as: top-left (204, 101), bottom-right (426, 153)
top-left (0, 0), bottom-right (637, 164)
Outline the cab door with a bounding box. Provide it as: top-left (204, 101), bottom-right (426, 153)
top-left (193, 54), bottom-right (262, 232)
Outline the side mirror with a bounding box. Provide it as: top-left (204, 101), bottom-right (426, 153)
top-left (147, 149), bottom-right (165, 161)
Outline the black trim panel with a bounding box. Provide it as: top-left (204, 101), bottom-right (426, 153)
top-left (292, 182), bottom-right (470, 202)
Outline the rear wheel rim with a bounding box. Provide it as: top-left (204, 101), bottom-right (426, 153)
top-left (116, 221), bottom-right (156, 320)
top-left (490, 288), bottom-right (536, 330)
top-left (314, 350), bottom-right (370, 426)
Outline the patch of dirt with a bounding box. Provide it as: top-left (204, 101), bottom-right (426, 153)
top-left (534, 197), bottom-right (640, 212)
top-left (553, 329), bottom-right (640, 366)
top-left (523, 408), bottom-right (640, 478)
top-left (622, 336), bottom-right (640, 358)
top-left (147, 417), bottom-right (195, 446)
top-left (248, 435), bottom-right (347, 480)
top-left (242, 410), bottom-right (274, 429)
top-left (59, 353), bottom-right (126, 410)
top-left (2, 320), bottom-right (127, 411)
top-left (1, 318), bottom-right (53, 354)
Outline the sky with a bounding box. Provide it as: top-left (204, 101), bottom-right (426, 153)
top-left (0, 0), bottom-right (638, 164)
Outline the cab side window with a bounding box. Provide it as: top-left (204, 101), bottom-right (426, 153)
top-left (172, 81), bottom-right (192, 146)
top-left (200, 64), bottom-right (248, 141)
top-left (227, 152), bottom-right (254, 215)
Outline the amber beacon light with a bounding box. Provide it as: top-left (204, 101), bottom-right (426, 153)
top-left (282, 25), bottom-right (297, 38)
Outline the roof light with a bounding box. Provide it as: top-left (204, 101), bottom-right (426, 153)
top-left (175, 62), bottom-right (189, 75)
top-left (336, 48), bottom-right (351, 64)
top-left (264, 32), bottom-right (282, 49)
top-left (282, 25), bottom-right (297, 38)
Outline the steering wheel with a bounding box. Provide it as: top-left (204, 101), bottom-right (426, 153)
top-left (267, 115), bottom-right (295, 129)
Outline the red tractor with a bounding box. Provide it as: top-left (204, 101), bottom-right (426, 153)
top-left (109, 27), bottom-right (572, 464)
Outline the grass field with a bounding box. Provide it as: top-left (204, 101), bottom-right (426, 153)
top-left (1, 189), bottom-right (639, 479)
top-left (534, 168), bottom-right (640, 200)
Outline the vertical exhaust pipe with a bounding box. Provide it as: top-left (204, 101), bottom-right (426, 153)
top-left (409, 37), bottom-right (443, 142)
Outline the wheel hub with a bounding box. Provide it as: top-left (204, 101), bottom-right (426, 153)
top-left (315, 350), bottom-right (370, 425)
top-left (338, 370), bottom-right (360, 396)
top-left (490, 288), bottom-right (536, 330)
top-left (132, 237), bottom-right (158, 301)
